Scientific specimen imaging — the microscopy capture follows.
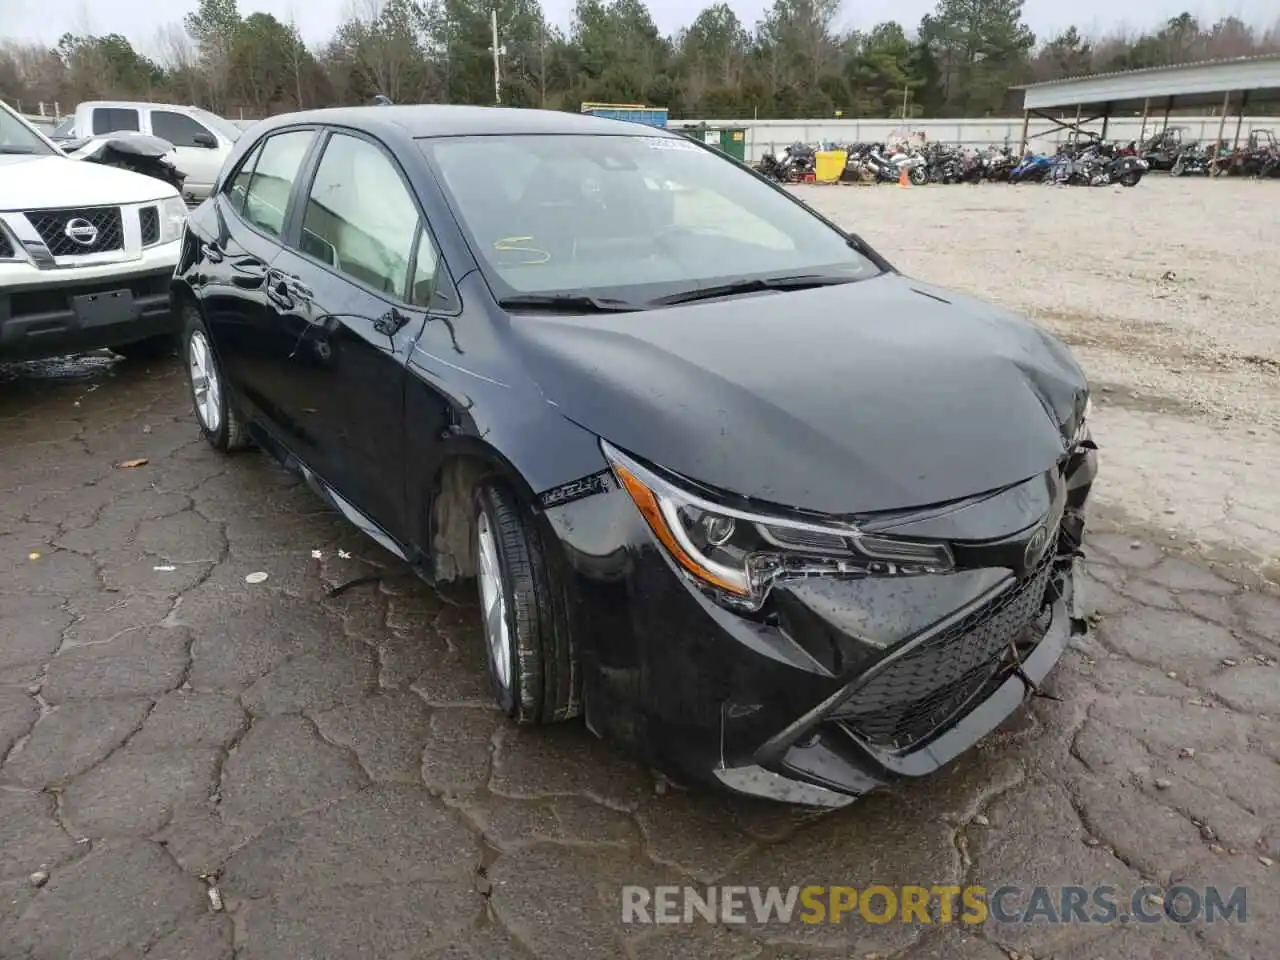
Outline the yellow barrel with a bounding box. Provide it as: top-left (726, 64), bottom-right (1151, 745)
top-left (814, 150), bottom-right (848, 183)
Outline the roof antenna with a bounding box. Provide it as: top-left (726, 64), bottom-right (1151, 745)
top-left (372, 94), bottom-right (393, 106)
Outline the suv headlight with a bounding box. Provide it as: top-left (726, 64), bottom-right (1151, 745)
top-left (602, 440), bottom-right (954, 612)
top-left (158, 196), bottom-right (188, 244)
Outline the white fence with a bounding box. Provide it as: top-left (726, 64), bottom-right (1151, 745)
top-left (676, 116), bottom-right (1277, 162)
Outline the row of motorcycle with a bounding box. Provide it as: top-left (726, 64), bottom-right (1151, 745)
top-left (1141, 126), bottom-right (1280, 178)
top-left (756, 138), bottom-right (1150, 187)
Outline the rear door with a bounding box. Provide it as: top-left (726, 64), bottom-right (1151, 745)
top-left (149, 108), bottom-right (226, 198)
top-left (200, 128), bottom-right (318, 432)
top-left (267, 129), bottom-right (445, 540)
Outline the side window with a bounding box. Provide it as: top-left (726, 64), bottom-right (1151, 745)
top-left (300, 133), bottom-right (422, 301)
top-left (92, 108), bottom-right (140, 134)
top-left (242, 130), bottom-right (314, 239)
top-left (226, 142), bottom-right (264, 216)
top-left (152, 111), bottom-right (214, 149)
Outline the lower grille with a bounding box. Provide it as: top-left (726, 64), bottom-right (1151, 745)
top-left (832, 550), bottom-right (1057, 751)
top-left (7, 272), bottom-right (170, 320)
top-left (25, 206), bottom-right (124, 257)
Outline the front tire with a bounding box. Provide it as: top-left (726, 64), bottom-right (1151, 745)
top-left (182, 307), bottom-right (251, 453)
top-left (473, 483), bottom-right (577, 725)
top-left (1119, 171), bottom-right (1142, 187)
top-left (909, 166), bottom-right (928, 186)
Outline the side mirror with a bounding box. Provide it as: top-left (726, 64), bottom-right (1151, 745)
top-left (192, 132), bottom-right (218, 149)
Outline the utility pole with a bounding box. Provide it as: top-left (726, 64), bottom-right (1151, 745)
top-left (490, 9), bottom-right (506, 106)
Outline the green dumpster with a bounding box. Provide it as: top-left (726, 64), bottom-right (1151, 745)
top-left (718, 127), bottom-right (747, 162)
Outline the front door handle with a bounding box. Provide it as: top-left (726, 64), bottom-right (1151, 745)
top-left (265, 269), bottom-right (293, 308)
top-left (204, 239), bottom-right (224, 263)
top-left (287, 278), bottom-right (313, 303)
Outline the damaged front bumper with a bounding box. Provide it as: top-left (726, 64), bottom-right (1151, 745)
top-left (547, 440), bottom-right (1097, 808)
top-left (716, 554), bottom-right (1080, 807)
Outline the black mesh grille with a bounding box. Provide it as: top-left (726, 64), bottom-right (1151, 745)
top-left (139, 206), bottom-right (160, 246)
top-left (832, 549), bottom-right (1057, 751)
top-left (25, 206), bottom-right (124, 257)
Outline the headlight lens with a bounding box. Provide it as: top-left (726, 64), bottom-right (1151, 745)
top-left (158, 196), bottom-right (188, 244)
top-left (602, 440), bottom-right (954, 611)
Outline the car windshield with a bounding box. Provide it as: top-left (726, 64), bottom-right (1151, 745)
top-left (0, 105), bottom-right (57, 156)
top-left (419, 133), bottom-right (880, 303)
top-left (190, 108), bottom-right (242, 142)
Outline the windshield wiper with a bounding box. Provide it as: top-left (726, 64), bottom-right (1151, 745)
top-left (497, 294), bottom-right (647, 314)
top-left (0, 146), bottom-right (38, 155)
top-left (649, 273), bottom-right (859, 307)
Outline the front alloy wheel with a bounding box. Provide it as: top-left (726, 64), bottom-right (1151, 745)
top-left (182, 307), bottom-right (251, 452)
top-left (473, 483), bottom-right (578, 725)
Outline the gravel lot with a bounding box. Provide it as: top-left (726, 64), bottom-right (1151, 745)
top-left (1, 177), bottom-right (1279, 960)
top-left (796, 177), bottom-right (1280, 568)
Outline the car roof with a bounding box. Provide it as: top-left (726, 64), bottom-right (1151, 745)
top-left (250, 104), bottom-right (678, 140)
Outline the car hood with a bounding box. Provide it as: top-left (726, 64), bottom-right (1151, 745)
top-left (509, 273), bottom-right (1088, 516)
top-left (0, 154), bottom-right (179, 211)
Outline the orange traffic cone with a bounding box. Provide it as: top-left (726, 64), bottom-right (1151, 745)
top-left (899, 167), bottom-right (910, 188)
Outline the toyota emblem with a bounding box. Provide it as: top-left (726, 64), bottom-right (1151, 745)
top-left (1023, 523), bottom-right (1050, 571)
top-left (64, 218), bottom-right (99, 246)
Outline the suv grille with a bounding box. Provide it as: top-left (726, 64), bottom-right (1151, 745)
top-left (832, 549), bottom-right (1057, 751)
top-left (25, 206), bottom-right (124, 257)
top-left (139, 206), bottom-right (160, 246)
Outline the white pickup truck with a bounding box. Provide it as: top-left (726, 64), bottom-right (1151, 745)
top-left (0, 100), bottom-right (187, 362)
top-left (52, 101), bottom-right (241, 203)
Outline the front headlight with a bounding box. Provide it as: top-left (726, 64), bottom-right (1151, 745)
top-left (602, 440), bottom-right (954, 611)
top-left (158, 196), bottom-right (188, 244)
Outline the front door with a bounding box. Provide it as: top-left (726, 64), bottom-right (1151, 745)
top-left (149, 108), bottom-right (225, 198)
top-left (203, 128), bottom-right (318, 438)
top-left (269, 130), bottom-right (445, 541)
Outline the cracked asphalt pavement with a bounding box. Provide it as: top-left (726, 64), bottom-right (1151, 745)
top-left (1, 356), bottom-right (1278, 960)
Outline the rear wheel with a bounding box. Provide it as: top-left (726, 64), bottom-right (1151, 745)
top-left (182, 307), bottom-right (251, 453)
top-left (1119, 171), bottom-right (1142, 187)
top-left (473, 482), bottom-right (577, 724)
top-left (113, 334), bottom-right (177, 360)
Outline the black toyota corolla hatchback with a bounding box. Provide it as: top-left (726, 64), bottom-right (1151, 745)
top-left (173, 105), bottom-right (1097, 808)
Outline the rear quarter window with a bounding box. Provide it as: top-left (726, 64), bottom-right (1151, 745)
top-left (91, 108), bottom-right (140, 134)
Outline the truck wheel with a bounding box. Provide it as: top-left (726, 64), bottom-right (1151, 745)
top-left (473, 482), bottom-right (578, 725)
top-left (113, 334), bottom-right (177, 360)
top-left (182, 307), bottom-right (251, 453)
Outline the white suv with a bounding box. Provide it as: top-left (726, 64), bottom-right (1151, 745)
top-left (0, 101), bottom-right (186, 362)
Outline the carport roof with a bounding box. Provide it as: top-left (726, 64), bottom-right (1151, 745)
top-left (1013, 54), bottom-right (1280, 113)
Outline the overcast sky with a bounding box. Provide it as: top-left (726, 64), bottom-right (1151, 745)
top-left (1, 0), bottom-right (1274, 55)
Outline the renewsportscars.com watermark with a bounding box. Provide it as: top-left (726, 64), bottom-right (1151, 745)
top-left (621, 885), bottom-right (1248, 926)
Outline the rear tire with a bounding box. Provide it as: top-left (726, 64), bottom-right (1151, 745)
top-left (473, 482), bottom-right (578, 725)
top-left (1119, 171), bottom-right (1142, 187)
top-left (113, 334), bottom-right (177, 360)
top-left (182, 306), bottom-right (252, 453)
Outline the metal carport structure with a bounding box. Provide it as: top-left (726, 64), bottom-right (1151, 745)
top-left (1011, 55), bottom-right (1280, 154)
